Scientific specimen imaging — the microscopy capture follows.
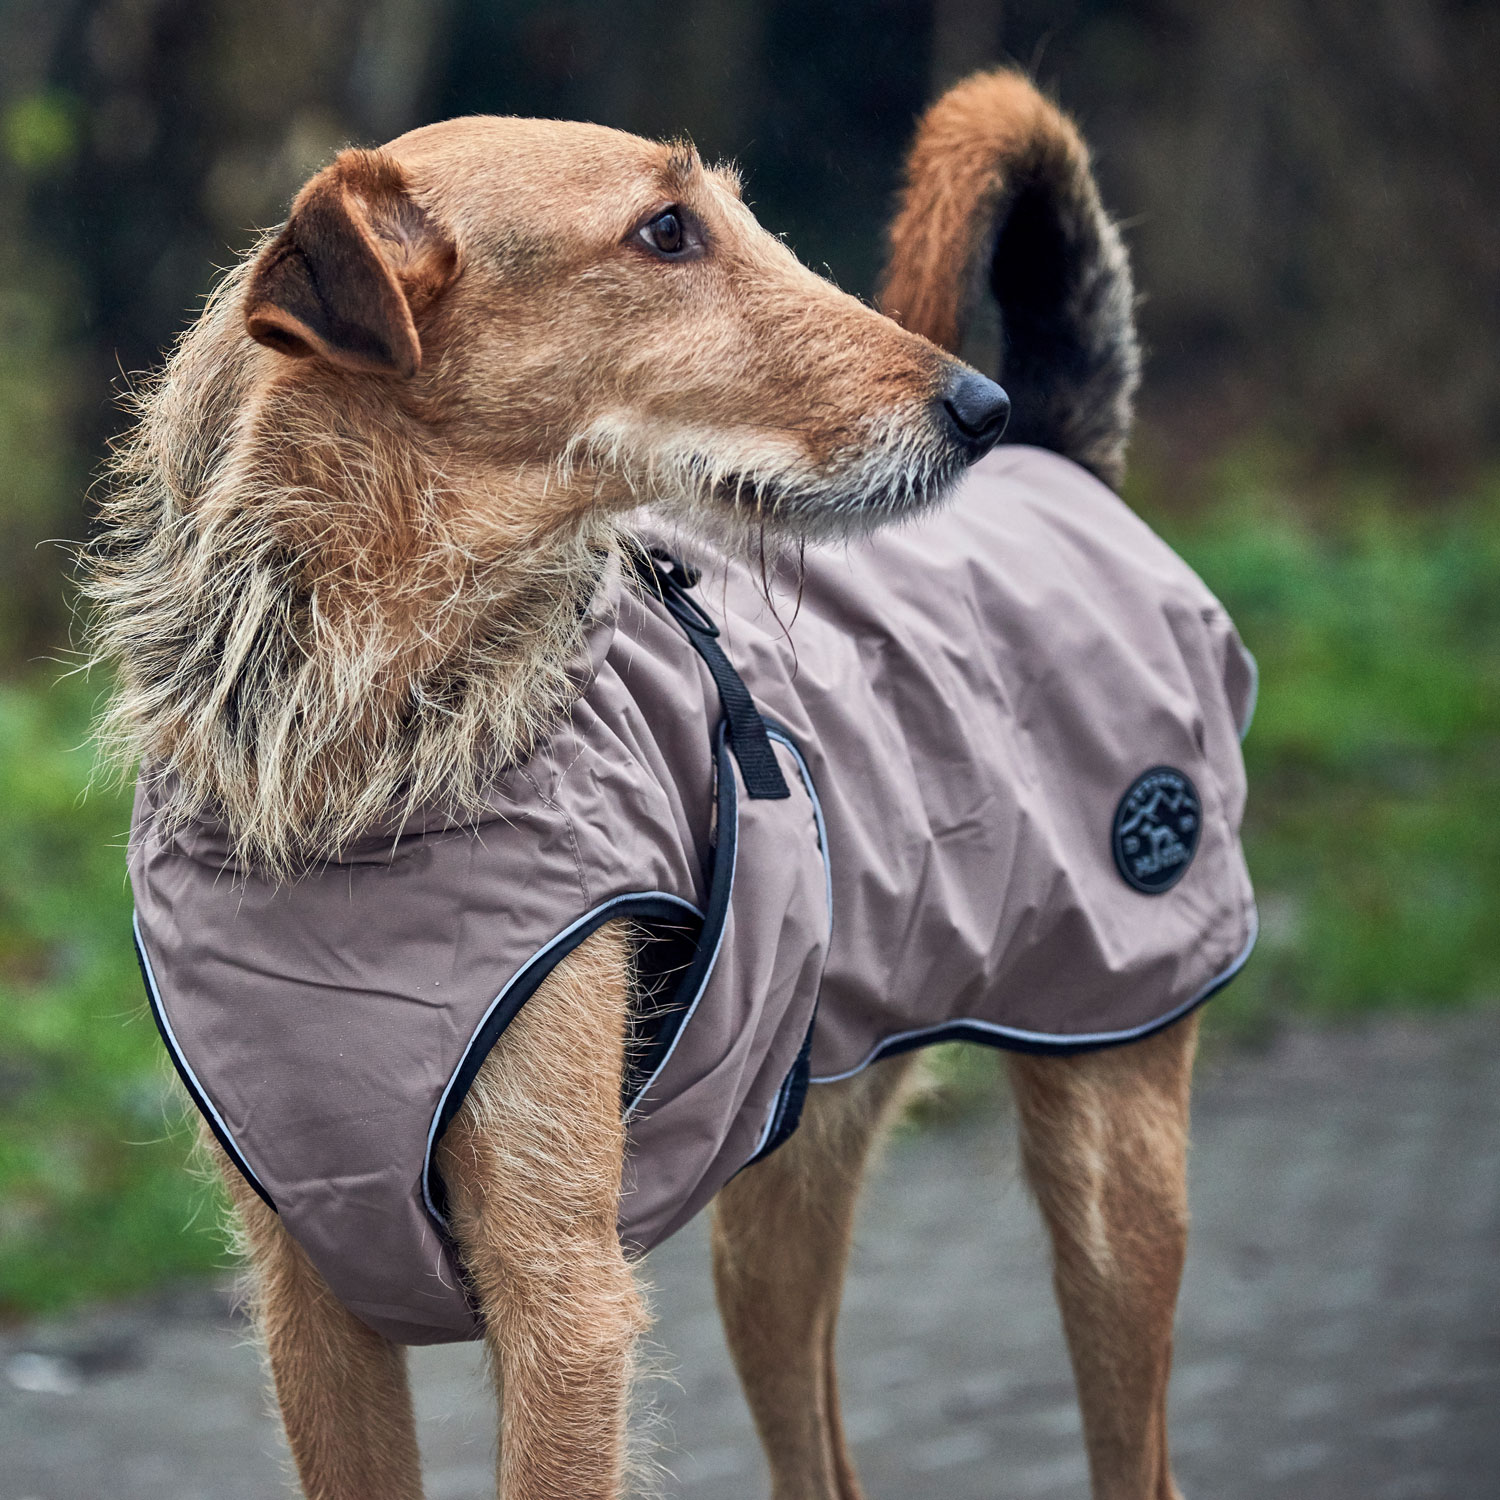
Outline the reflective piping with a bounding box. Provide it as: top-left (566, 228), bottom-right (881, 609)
top-left (809, 906), bottom-right (1260, 1083)
top-left (1238, 649), bottom-right (1260, 742)
top-left (748, 1089), bottom-right (784, 1162)
top-left (133, 910), bottom-right (273, 1206)
top-left (620, 745), bottom-right (739, 1126)
top-left (747, 728), bottom-right (832, 1163)
top-left (618, 903), bottom-right (731, 1125)
top-left (766, 727), bottom-right (833, 931)
top-left (422, 889), bottom-right (704, 1226)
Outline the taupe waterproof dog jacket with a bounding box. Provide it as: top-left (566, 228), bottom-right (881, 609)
top-left (130, 446), bottom-right (1257, 1345)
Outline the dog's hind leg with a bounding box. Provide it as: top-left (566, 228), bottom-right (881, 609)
top-left (436, 924), bottom-right (646, 1500)
top-left (217, 1143), bottom-right (425, 1500)
top-left (1007, 1015), bottom-right (1199, 1500)
top-left (711, 1054), bottom-right (919, 1500)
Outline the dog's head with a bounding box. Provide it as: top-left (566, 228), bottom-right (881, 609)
top-left (242, 118), bottom-right (1008, 547)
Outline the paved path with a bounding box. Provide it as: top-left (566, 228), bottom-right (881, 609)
top-left (3, 1011), bottom-right (1497, 1499)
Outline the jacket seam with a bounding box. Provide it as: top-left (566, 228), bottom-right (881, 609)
top-left (517, 765), bottom-right (591, 908)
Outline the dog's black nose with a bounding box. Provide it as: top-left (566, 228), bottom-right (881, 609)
top-left (940, 370), bottom-right (1011, 458)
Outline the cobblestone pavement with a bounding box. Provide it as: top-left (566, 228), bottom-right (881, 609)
top-left (3, 1011), bottom-right (1497, 1500)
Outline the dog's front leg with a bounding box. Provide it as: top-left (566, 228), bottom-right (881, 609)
top-left (215, 1139), bottom-right (425, 1500)
top-left (436, 924), bottom-right (645, 1500)
top-left (1008, 1015), bottom-right (1199, 1500)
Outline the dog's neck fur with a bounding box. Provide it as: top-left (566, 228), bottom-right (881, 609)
top-left (89, 264), bottom-right (613, 880)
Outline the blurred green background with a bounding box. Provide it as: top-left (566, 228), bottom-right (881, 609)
top-left (1, 1), bottom-right (1497, 1317)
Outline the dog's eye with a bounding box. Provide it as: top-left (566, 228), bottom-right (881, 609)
top-left (640, 209), bottom-right (686, 257)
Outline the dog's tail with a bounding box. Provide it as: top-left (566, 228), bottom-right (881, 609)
top-left (879, 69), bottom-right (1139, 489)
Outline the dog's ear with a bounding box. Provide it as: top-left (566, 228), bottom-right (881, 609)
top-left (244, 148), bottom-right (457, 378)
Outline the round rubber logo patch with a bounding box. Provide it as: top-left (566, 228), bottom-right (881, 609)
top-left (1112, 767), bottom-right (1201, 894)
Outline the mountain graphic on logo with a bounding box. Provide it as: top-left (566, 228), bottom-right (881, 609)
top-left (1112, 768), bottom-right (1202, 894)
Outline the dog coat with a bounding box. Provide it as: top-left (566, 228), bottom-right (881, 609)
top-left (129, 445), bottom-right (1257, 1345)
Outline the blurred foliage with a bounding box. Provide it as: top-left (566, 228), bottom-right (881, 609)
top-left (2, 92), bottom-right (80, 176)
top-left (4, 469), bottom-right (1499, 1312)
top-left (0, 679), bottom-right (222, 1317)
top-left (0, 246), bottom-right (84, 656)
top-left (1153, 461), bottom-right (1500, 1035)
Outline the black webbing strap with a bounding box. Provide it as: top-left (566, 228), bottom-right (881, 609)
top-left (625, 546), bottom-right (791, 800)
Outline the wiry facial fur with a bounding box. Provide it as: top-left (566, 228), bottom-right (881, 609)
top-left (562, 404), bottom-right (970, 554)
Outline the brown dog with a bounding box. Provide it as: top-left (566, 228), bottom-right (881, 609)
top-left (91, 69), bottom-right (1203, 1500)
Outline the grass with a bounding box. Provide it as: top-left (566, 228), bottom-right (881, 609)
top-left (0, 680), bottom-right (225, 1320)
top-left (3, 465), bottom-right (1499, 1314)
top-left (1149, 461), bottom-right (1500, 1037)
